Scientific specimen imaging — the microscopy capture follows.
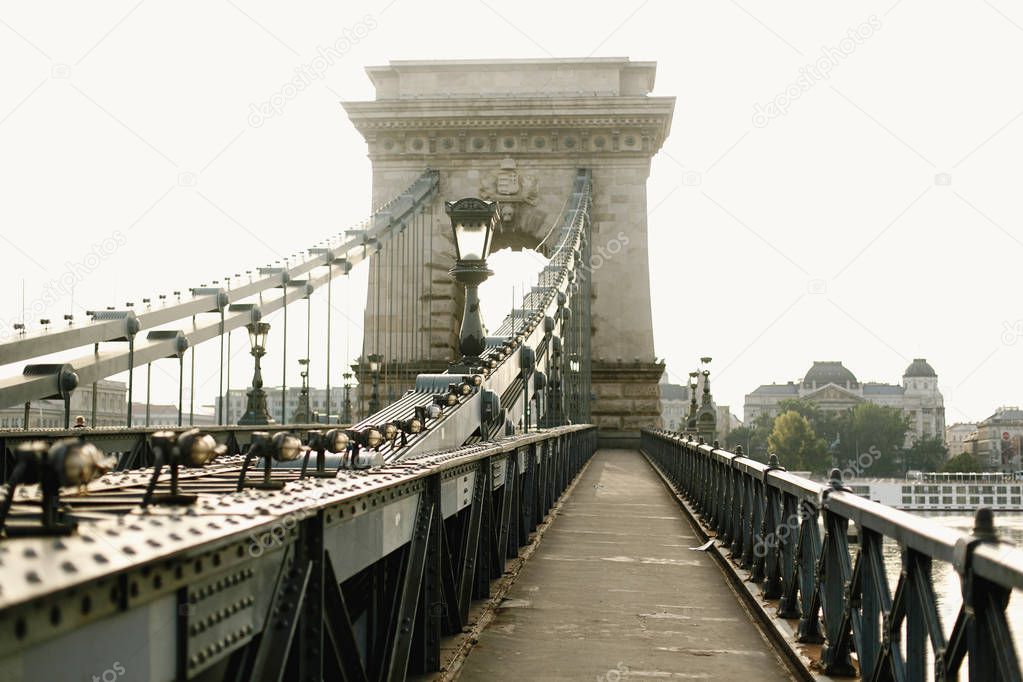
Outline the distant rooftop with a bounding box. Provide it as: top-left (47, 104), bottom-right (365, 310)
top-left (983, 407), bottom-right (1023, 423)
top-left (903, 358), bottom-right (937, 378)
top-left (803, 361), bottom-right (858, 388)
top-left (751, 383), bottom-right (799, 395)
top-left (862, 383), bottom-right (904, 395)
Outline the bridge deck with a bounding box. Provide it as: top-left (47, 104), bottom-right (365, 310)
top-left (458, 449), bottom-right (794, 680)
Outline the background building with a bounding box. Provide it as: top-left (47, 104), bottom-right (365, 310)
top-left (130, 403), bottom-right (217, 427)
top-left (970, 407), bottom-right (1023, 472)
top-left (218, 386), bottom-right (356, 425)
top-left (945, 422), bottom-right (978, 458)
top-left (0, 379), bottom-right (126, 429)
top-left (744, 359), bottom-right (946, 444)
top-left (659, 372), bottom-right (740, 443)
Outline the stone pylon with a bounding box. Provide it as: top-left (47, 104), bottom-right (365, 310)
top-left (343, 59), bottom-right (675, 444)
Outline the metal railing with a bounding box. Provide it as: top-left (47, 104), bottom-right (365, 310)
top-left (642, 428), bottom-right (1023, 681)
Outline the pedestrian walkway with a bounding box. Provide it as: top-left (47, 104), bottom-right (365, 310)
top-left (458, 449), bottom-right (795, 680)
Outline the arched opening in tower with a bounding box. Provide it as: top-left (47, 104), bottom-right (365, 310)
top-left (479, 247), bottom-right (547, 333)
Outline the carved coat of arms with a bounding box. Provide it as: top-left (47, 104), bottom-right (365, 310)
top-left (478, 157), bottom-right (545, 244)
top-left (480, 157), bottom-right (539, 207)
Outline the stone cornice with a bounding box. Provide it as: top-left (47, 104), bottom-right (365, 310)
top-left (592, 361), bottom-right (666, 383)
top-left (343, 96), bottom-right (675, 158)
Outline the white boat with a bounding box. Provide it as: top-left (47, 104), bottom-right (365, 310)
top-left (843, 472), bottom-right (1023, 511)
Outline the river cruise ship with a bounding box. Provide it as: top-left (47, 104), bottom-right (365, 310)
top-left (845, 472), bottom-right (1023, 511)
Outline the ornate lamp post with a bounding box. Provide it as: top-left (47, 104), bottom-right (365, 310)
top-left (568, 354), bottom-right (581, 423)
top-left (293, 358), bottom-right (311, 423)
top-left (445, 198), bottom-right (498, 369)
top-left (341, 370), bottom-right (353, 424)
top-left (367, 353), bottom-right (382, 413)
top-left (685, 370), bottom-right (699, 434)
top-left (239, 321), bottom-right (274, 425)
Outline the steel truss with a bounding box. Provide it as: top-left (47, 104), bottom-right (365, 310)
top-left (0, 425), bottom-right (594, 680)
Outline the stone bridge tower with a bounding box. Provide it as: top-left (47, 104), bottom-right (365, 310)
top-left (343, 58), bottom-right (674, 443)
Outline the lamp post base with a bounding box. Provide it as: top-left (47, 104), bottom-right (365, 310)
top-left (238, 387), bottom-right (275, 426)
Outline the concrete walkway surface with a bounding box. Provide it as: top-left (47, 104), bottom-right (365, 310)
top-left (458, 449), bottom-right (794, 681)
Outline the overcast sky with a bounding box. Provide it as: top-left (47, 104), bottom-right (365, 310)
top-left (1, 0), bottom-right (1022, 424)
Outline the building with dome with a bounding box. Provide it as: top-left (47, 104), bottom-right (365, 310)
top-left (744, 359), bottom-right (945, 444)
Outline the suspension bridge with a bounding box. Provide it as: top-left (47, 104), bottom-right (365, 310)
top-left (0, 58), bottom-right (1020, 682)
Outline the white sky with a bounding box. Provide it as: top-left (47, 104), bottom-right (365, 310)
top-left (1, 0), bottom-right (1021, 424)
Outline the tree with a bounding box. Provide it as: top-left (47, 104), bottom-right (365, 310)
top-left (943, 451), bottom-right (984, 473)
top-left (831, 403), bottom-right (911, 477)
top-left (768, 410), bottom-right (828, 473)
top-left (725, 425), bottom-right (755, 454)
top-left (777, 398), bottom-right (841, 444)
top-left (726, 412), bottom-right (774, 462)
top-left (904, 436), bottom-right (948, 472)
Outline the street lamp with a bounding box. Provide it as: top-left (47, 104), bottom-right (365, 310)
top-left (568, 354), bottom-right (581, 423)
top-left (367, 353), bottom-right (382, 413)
top-left (445, 197), bottom-right (498, 367)
top-left (239, 321), bottom-right (274, 425)
top-left (293, 358), bottom-right (311, 423)
top-left (341, 371), bottom-right (353, 424)
top-left (686, 371), bottom-right (699, 433)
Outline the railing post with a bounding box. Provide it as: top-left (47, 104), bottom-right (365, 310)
top-left (750, 475), bottom-right (767, 583)
top-left (816, 469), bottom-right (856, 676)
top-left (739, 475), bottom-right (756, 570)
top-left (762, 454), bottom-right (785, 599)
top-left (955, 508), bottom-right (1021, 682)
top-left (776, 492), bottom-right (801, 619)
top-left (796, 498), bottom-right (824, 643)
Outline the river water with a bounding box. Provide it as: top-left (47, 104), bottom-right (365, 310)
top-left (877, 511), bottom-right (1023, 673)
